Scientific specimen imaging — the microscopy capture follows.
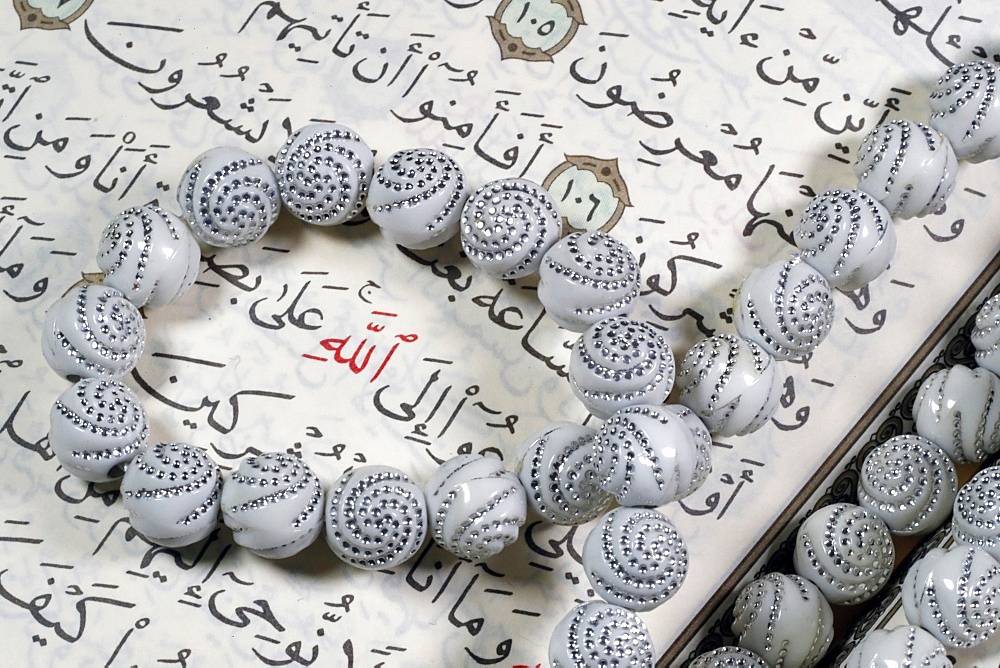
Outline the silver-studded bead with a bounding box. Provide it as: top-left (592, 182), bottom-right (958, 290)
top-left (324, 465), bottom-right (427, 570)
top-left (842, 625), bottom-right (950, 668)
top-left (49, 377), bottom-right (148, 482)
top-left (41, 285), bottom-right (145, 380)
top-left (929, 60), bottom-right (1000, 162)
top-left (549, 601), bottom-right (654, 668)
top-left (583, 507), bottom-right (687, 611)
top-left (221, 452), bottom-right (324, 559)
top-left (913, 365), bottom-right (1000, 464)
top-left (953, 465), bottom-right (1000, 563)
top-left (537, 230), bottom-right (640, 332)
top-left (273, 123), bottom-right (373, 225)
top-left (121, 442), bottom-right (221, 548)
top-left (972, 294), bottom-right (1000, 377)
top-left (688, 646), bottom-right (768, 668)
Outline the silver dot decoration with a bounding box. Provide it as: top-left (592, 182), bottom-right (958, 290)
top-left (177, 146), bottom-right (281, 246)
top-left (733, 254), bottom-right (835, 362)
top-left (793, 502), bottom-right (894, 605)
top-left (48, 377), bottom-right (148, 482)
top-left (953, 465), bottom-right (1000, 563)
top-left (732, 572), bottom-right (834, 668)
top-left (663, 404), bottom-right (713, 497)
top-left (516, 422), bottom-right (611, 525)
top-left (568, 316), bottom-right (675, 419)
top-left (858, 434), bottom-right (957, 536)
top-left (929, 60), bottom-right (1000, 162)
top-left (583, 507), bottom-right (687, 612)
top-left (459, 177), bottom-right (559, 279)
top-left (549, 601), bottom-right (653, 668)
top-left (902, 545), bottom-right (1000, 649)
top-left (972, 294), bottom-right (1000, 377)
top-left (842, 625), bottom-right (950, 668)
top-left (273, 122), bottom-right (373, 226)
top-left (853, 119), bottom-right (957, 219)
top-left (912, 365), bottom-right (1000, 464)
top-left (594, 403), bottom-right (709, 508)
top-left (792, 188), bottom-right (896, 292)
top-left (424, 454), bottom-right (526, 561)
top-left (675, 334), bottom-right (782, 437)
top-left (41, 284), bottom-right (145, 380)
top-left (97, 204), bottom-right (200, 308)
top-left (121, 442), bottom-right (221, 548)
top-left (324, 465), bottom-right (427, 570)
top-left (367, 148), bottom-right (468, 249)
top-left (688, 646), bottom-right (768, 668)
top-left (537, 230), bottom-right (640, 332)
top-left (220, 452), bottom-right (325, 559)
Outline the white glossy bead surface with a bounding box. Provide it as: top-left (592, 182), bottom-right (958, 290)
top-left (273, 123), bottom-right (373, 226)
top-left (424, 454), bottom-right (526, 561)
top-left (858, 434), bottom-right (957, 536)
top-left (675, 334), bottom-right (782, 437)
top-left (569, 316), bottom-right (675, 419)
top-left (41, 284), bottom-right (145, 380)
top-left (792, 189), bottom-right (896, 291)
top-left (902, 545), bottom-right (1000, 648)
top-left (842, 625), bottom-right (950, 668)
top-left (221, 452), bottom-right (324, 559)
top-left (324, 465), bottom-right (427, 570)
top-left (594, 403), bottom-right (705, 507)
top-left (516, 422), bottom-right (611, 525)
top-left (459, 178), bottom-right (559, 279)
top-left (733, 254), bottom-right (835, 361)
top-left (49, 378), bottom-right (148, 482)
top-left (854, 119), bottom-right (957, 219)
top-left (953, 465), bottom-right (1000, 563)
top-left (663, 404), bottom-right (713, 500)
top-left (793, 502), bottom-right (894, 605)
top-left (972, 294), bottom-right (1000, 377)
top-left (177, 146), bottom-right (280, 246)
top-left (732, 572), bottom-right (833, 668)
top-left (583, 507), bottom-right (687, 611)
top-left (97, 204), bottom-right (200, 307)
top-left (121, 442), bottom-right (221, 548)
top-left (537, 230), bottom-right (640, 332)
top-left (912, 365), bottom-right (1000, 463)
top-left (367, 148), bottom-right (468, 249)
top-left (549, 601), bottom-right (653, 668)
top-left (688, 646), bottom-right (768, 668)
top-left (929, 60), bottom-right (1000, 162)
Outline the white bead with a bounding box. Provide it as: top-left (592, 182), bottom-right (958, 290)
top-left (273, 123), bottom-right (373, 225)
top-left (97, 204), bottom-right (200, 307)
top-left (568, 316), bottom-right (675, 419)
top-left (842, 625), bottom-right (949, 668)
top-left (41, 285), bottom-right (145, 380)
top-left (516, 422), bottom-right (611, 525)
top-left (121, 442), bottom-right (221, 548)
top-left (972, 294), bottom-right (1000, 376)
top-left (902, 545), bottom-right (1000, 648)
top-left (858, 434), bottom-right (957, 536)
top-left (221, 452), bottom-right (324, 559)
top-left (49, 378), bottom-right (148, 482)
top-left (548, 601), bottom-right (654, 668)
top-left (732, 572), bottom-right (834, 668)
top-left (424, 454), bottom-right (526, 561)
top-left (688, 646), bottom-right (768, 668)
top-left (459, 178), bottom-right (560, 279)
top-left (177, 146), bottom-right (280, 246)
top-left (662, 404), bottom-right (713, 499)
top-left (733, 254), bottom-right (835, 361)
top-left (594, 403), bottom-right (706, 507)
top-left (793, 502), bottom-right (894, 605)
top-left (953, 465), bottom-right (1000, 563)
top-left (913, 365), bottom-right (1000, 464)
top-left (583, 507), bottom-right (687, 611)
top-left (324, 465), bottom-right (427, 570)
top-left (793, 189), bottom-right (896, 291)
top-left (367, 148), bottom-right (468, 249)
top-left (929, 60), bottom-right (1000, 162)
top-left (675, 334), bottom-right (782, 437)
top-left (537, 231), bottom-right (640, 332)
top-left (854, 119), bottom-right (957, 219)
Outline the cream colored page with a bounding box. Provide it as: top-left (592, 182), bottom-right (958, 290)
top-left (1, 1), bottom-right (999, 665)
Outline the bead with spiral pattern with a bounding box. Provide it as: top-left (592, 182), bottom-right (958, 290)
top-left (548, 601), bottom-right (654, 668)
top-left (842, 625), bottom-right (950, 668)
top-left (972, 293), bottom-right (1000, 377)
top-left (929, 60), bottom-right (1000, 162)
top-left (912, 365), bottom-right (1000, 464)
top-left (953, 465), bottom-right (1000, 563)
